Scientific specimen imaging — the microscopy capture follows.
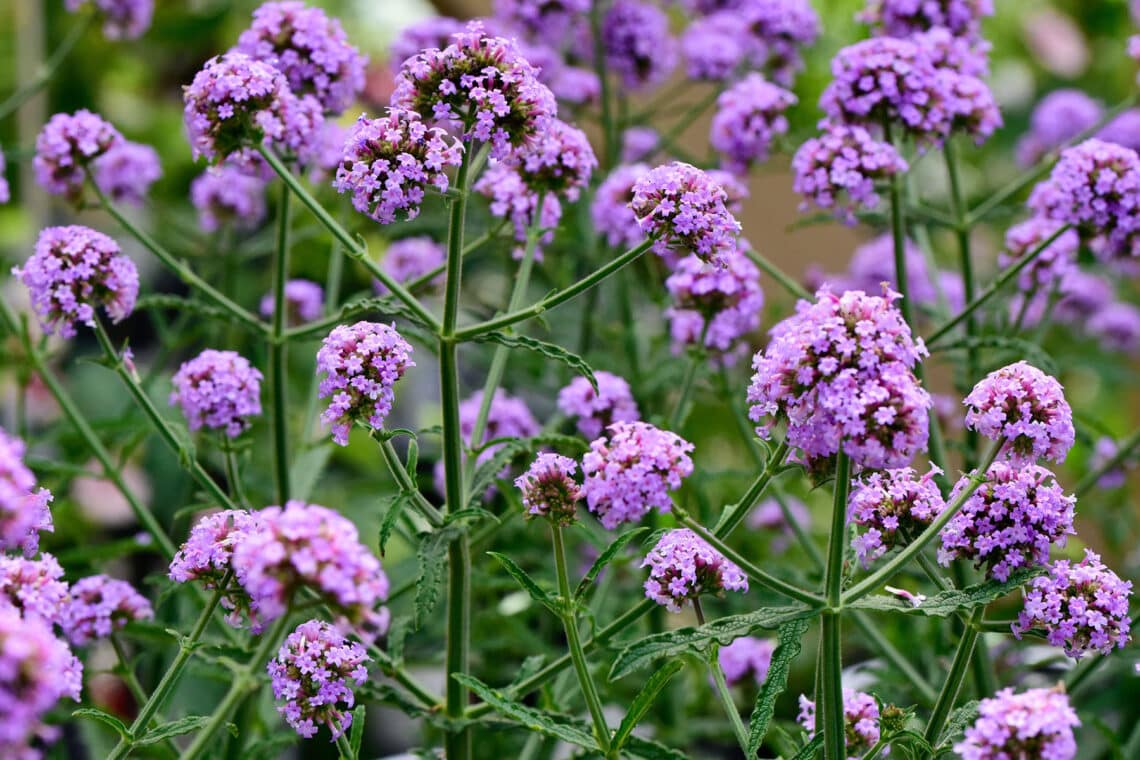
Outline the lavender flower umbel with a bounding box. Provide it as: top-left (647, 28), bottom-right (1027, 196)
top-left (710, 74), bottom-right (797, 175)
top-left (388, 17), bottom-right (466, 73)
top-left (0, 428), bottom-right (53, 557)
top-left (641, 528), bottom-right (748, 612)
top-left (718, 637), bottom-right (774, 686)
top-left (738, 0), bottom-right (822, 86)
top-left (268, 619), bottom-right (370, 739)
top-left (190, 165), bottom-right (268, 232)
top-left (376, 237), bottom-right (446, 293)
top-left (61, 574), bottom-right (154, 646)
top-left (797, 689), bottom-right (881, 758)
top-left (955, 687), bottom-right (1079, 760)
top-left (170, 350), bottom-right (264, 439)
top-left (169, 509), bottom-right (262, 625)
top-left (582, 421), bottom-right (694, 529)
top-left (963, 361), bottom-right (1075, 465)
top-left (747, 287), bottom-right (932, 471)
top-left (858, 0), bottom-right (994, 39)
top-left (515, 453), bottom-right (582, 526)
top-left (998, 217), bottom-right (1080, 291)
top-left (93, 140), bottom-right (162, 206)
top-left (848, 466), bottom-right (946, 568)
top-left (602, 0), bottom-right (678, 91)
top-left (333, 109), bottom-right (463, 225)
top-left (0, 553), bottom-right (70, 626)
top-left (557, 371), bottom-right (640, 440)
top-left (1013, 549), bottom-right (1132, 659)
top-left (259, 279), bottom-right (324, 325)
top-left (938, 462), bottom-right (1076, 582)
top-left (33, 110), bottom-right (123, 201)
top-left (14, 225), bottom-right (139, 338)
top-left (792, 124), bottom-right (908, 224)
top-left (316, 321), bottom-right (415, 446)
top-left (235, 1), bottom-right (367, 115)
top-left (65, 0), bottom-right (154, 40)
top-left (630, 161), bottom-right (742, 267)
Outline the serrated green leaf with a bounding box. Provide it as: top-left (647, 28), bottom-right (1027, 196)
top-left (510, 655), bottom-right (547, 688)
top-left (791, 732), bottom-right (824, 760)
top-left (748, 617), bottom-right (810, 755)
top-left (379, 491), bottom-right (412, 556)
top-left (405, 437), bottom-right (419, 477)
top-left (135, 715), bottom-right (211, 746)
top-left (446, 507), bottom-right (500, 526)
top-left (613, 660), bottom-right (686, 750)
top-left (574, 527), bottom-right (648, 601)
top-left (466, 439), bottom-right (530, 509)
top-left (487, 552), bottom-right (558, 613)
top-left (414, 528), bottom-right (458, 628)
top-left (73, 707), bottom-right (129, 738)
top-left (849, 567), bottom-right (1042, 618)
top-left (348, 704), bottom-right (366, 757)
top-left (624, 735), bottom-right (689, 760)
top-left (609, 605), bottom-right (818, 680)
top-left (452, 674), bottom-right (599, 750)
top-left (475, 332), bottom-right (597, 392)
top-left (388, 615), bottom-right (411, 667)
top-left (937, 700), bottom-right (979, 748)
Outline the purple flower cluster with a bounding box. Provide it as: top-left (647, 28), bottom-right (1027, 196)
top-left (0, 429), bottom-right (53, 558)
top-left (190, 165), bottom-right (268, 232)
top-left (170, 349), bottom-right (264, 438)
top-left (33, 110), bottom-right (123, 201)
top-left (507, 119), bottom-right (597, 199)
top-left (268, 619), bottom-right (369, 739)
top-left (718, 636), bottom-right (774, 686)
top-left (0, 553), bottom-right (69, 625)
top-left (815, 234), bottom-right (957, 312)
top-left (582, 422), bottom-right (694, 530)
top-left (738, 0), bottom-right (822, 85)
top-left (93, 141), bottom-right (162, 206)
top-left (557, 371), bottom-right (640, 440)
top-left (316, 322), bottom-right (415, 446)
top-left (710, 74), bottom-right (796, 175)
top-left (459, 389), bottom-right (540, 466)
top-left (391, 22), bottom-right (556, 159)
top-left (912, 25), bottom-right (990, 76)
top-left (792, 124), bottom-right (908, 224)
top-left (333, 109), bottom-right (463, 225)
top-left (602, 0), bottom-right (677, 91)
top-left (938, 462), bottom-right (1076, 581)
top-left (376, 237), bottom-right (445, 293)
top-left (592, 163), bottom-right (650, 249)
top-left (65, 0), bottom-right (153, 40)
top-left (260, 279), bottom-right (324, 325)
top-left (1016, 90), bottom-right (1103, 167)
top-left (1014, 549), bottom-right (1132, 659)
top-left (797, 689), bottom-right (881, 757)
top-left (621, 128), bottom-right (658, 163)
top-left (630, 162), bottom-right (742, 267)
top-left (848, 465), bottom-right (945, 567)
top-left (492, 0), bottom-right (589, 42)
top-left (474, 163), bottom-right (562, 259)
top-left (682, 13), bottom-right (751, 82)
top-left (955, 687), bottom-right (1079, 760)
top-left (515, 453), bottom-right (582, 526)
top-left (747, 287), bottom-right (932, 471)
top-left (169, 509), bottom-right (260, 624)
top-left (664, 245), bottom-right (764, 365)
top-left (61, 574), bottom-right (153, 646)
top-left (235, 1), bottom-right (366, 115)
top-left (641, 528), bottom-right (747, 612)
top-left (997, 217), bottom-right (1079, 291)
top-left (183, 52), bottom-right (323, 164)
top-left (14, 225), bottom-right (139, 338)
top-left (858, 0), bottom-right (993, 39)
top-left (963, 361), bottom-right (1075, 465)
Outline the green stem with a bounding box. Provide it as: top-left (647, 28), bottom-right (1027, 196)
top-left (221, 443), bottom-right (249, 508)
top-left (109, 634), bottom-right (179, 760)
top-left (1075, 426), bottom-right (1140, 497)
top-left (668, 327), bottom-right (708, 431)
top-left (713, 439), bottom-right (791, 536)
top-left (693, 600), bottom-right (750, 754)
top-left (850, 611), bottom-right (937, 705)
top-left (0, 12), bottom-right (93, 122)
top-left (887, 164), bottom-right (916, 329)
top-left (336, 731), bottom-right (355, 760)
top-left (744, 246), bottom-right (812, 301)
top-left (924, 608), bottom-right (983, 744)
top-left (590, 0), bottom-right (617, 168)
top-left (372, 432), bottom-right (444, 526)
top-left (944, 140), bottom-right (979, 467)
top-left (269, 180), bottom-right (292, 504)
top-left (820, 452), bottom-right (851, 760)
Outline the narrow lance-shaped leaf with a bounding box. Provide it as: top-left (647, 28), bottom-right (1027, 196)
top-left (378, 491), bottom-right (411, 556)
top-left (487, 551), bottom-right (560, 614)
top-left (73, 708), bottom-right (129, 739)
top-left (848, 567), bottom-right (1043, 618)
top-left (937, 700), bottom-right (980, 749)
top-left (452, 673), bottom-right (599, 751)
top-left (135, 715), bottom-right (212, 747)
top-left (414, 527), bottom-right (459, 629)
top-left (474, 331), bottom-right (598, 392)
top-left (575, 527), bottom-right (649, 601)
top-left (612, 659), bottom-right (687, 751)
top-left (747, 617), bottom-right (811, 756)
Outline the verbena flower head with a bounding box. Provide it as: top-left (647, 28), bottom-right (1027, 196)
top-left (508, 118), bottom-right (597, 200)
top-left (391, 21), bottom-right (556, 160)
top-left (93, 141), bottom-right (162, 206)
top-left (1096, 108), bottom-right (1140, 153)
top-left (474, 162), bottom-right (562, 260)
top-left (1088, 301), bottom-right (1140, 354)
top-left (938, 462), bottom-right (1076, 581)
top-left (1013, 549), bottom-right (1132, 659)
top-left (681, 13), bottom-right (751, 82)
top-left (858, 0), bottom-right (993, 39)
top-left (170, 349), bottom-right (264, 438)
top-left (664, 245), bottom-right (764, 366)
top-left (0, 553), bottom-right (69, 626)
top-left (942, 71), bottom-right (1002, 144)
top-left (582, 421), bottom-right (694, 530)
top-left (602, 0), bottom-right (677, 91)
top-left (515, 453), bottom-right (582, 526)
top-left (376, 237), bottom-right (445, 293)
top-left (33, 110), bottom-right (123, 201)
top-left (821, 234), bottom-right (938, 308)
top-left (14, 225), bottom-right (138, 338)
top-left (747, 287), bottom-right (932, 471)
top-left (260, 279), bottom-right (324, 325)
top-left (738, 0), bottom-right (822, 86)
top-left (710, 74), bottom-right (796, 175)
top-left (316, 322), bottom-right (414, 446)
top-left (449, 390), bottom-right (541, 488)
top-left (630, 161), bottom-right (742, 267)
top-left (792, 123), bottom-right (908, 224)
top-left (233, 501), bottom-right (390, 635)
top-left (719, 636), bottom-right (775, 686)
top-left (642, 528), bottom-right (747, 612)
top-left (1016, 90), bottom-right (1103, 167)
top-left (190, 164), bottom-right (268, 232)
top-left (492, 0), bottom-right (589, 42)
top-left (169, 509), bottom-right (260, 623)
top-left (797, 689), bottom-right (881, 757)
top-left (65, 0), bottom-right (153, 40)
top-left (963, 361), bottom-right (1075, 465)
top-left (998, 217), bottom-right (1080, 291)
top-left (911, 25), bottom-right (990, 77)
top-left (848, 465), bottom-right (945, 567)
top-left (388, 16), bottom-right (466, 73)
top-left (333, 109), bottom-right (463, 225)
top-left (183, 51), bottom-right (323, 164)
top-left (592, 162), bottom-right (651, 249)
top-left (557, 371), bottom-right (640, 440)
top-left (61, 574), bottom-right (153, 646)
top-left (0, 429), bottom-right (53, 558)
top-left (955, 687), bottom-right (1079, 760)
top-left (236, 1), bottom-right (367, 115)
top-left (268, 619), bottom-right (370, 739)
top-left (621, 127), bottom-right (658, 163)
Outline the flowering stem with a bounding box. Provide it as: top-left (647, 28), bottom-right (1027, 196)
top-left (693, 599), bottom-right (750, 754)
top-left (109, 634), bottom-right (181, 760)
top-left (1075, 425), bottom-right (1140, 497)
top-left (849, 611), bottom-right (936, 705)
top-left (0, 11), bottom-right (93, 122)
top-left (589, 0), bottom-right (617, 168)
top-left (269, 179), bottom-right (292, 504)
top-left (744, 246), bottom-right (812, 301)
top-left (221, 441), bottom-right (249, 508)
top-left (552, 524), bottom-right (612, 752)
top-left (713, 438), bottom-right (791, 536)
top-left (372, 431), bottom-right (444, 527)
top-left (819, 452), bottom-right (851, 760)
top-left (923, 607), bottom-right (983, 743)
top-left (668, 324), bottom-right (710, 431)
top-left (887, 154), bottom-right (916, 330)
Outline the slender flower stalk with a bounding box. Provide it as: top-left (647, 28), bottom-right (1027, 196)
top-left (269, 180), bottom-right (291, 504)
top-left (819, 452), bottom-right (851, 760)
top-left (744, 246), bottom-right (812, 301)
top-left (693, 599), bottom-right (750, 754)
top-left (1075, 426), bottom-right (1140, 496)
top-left (924, 607), bottom-right (983, 743)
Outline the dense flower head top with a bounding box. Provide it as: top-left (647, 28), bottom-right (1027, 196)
top-left (938, 462), bottom-right (1076, 581)
top-left (737, 0), bottom-right (822, 86)
top-left (998, 217), bottom-right (1080, 291)
top-left (333, 109), bottom-right (463, 225)
top-left (911, 26), bottom-right (990, 77)
top-left (557, 371), bottom-right (640, 440)
top-left (710, 74), bottom-right (797, 175)
top-left (15, 225), bottom-right (139, 338)
top-left (963, 361), bottom-right (1075, 465)
top-left (507, 118), bottom-right (597, 201)
top-left (582, 421), bottom-right (695, 529)
top-left (33, 109), bottom-right (123, 201)
top-left (515, 453), bottom-right (582, 526)
top-left (817, 234), bottom-right (956, 312)
top-left (592, 162), bottom-right (651, 250)
top-left (190, 164), bottom-right (268, 232)
top-left (61, 574), bottom-right (153, 647)
top-left (955, 686), bottom-right (1078, 760)
top-left (797, 688), bottom-right (881, 758)
top-left (641, 528), bottom-right (748, 612)
top-left (492, 0), bottom-right (589, 42)
top-left (858, 0), bottom-right (994, 39)
top-left (682, 13), bottom-right (752, 82)
top-left (391, 21), bottom-right (556, 160)
top-left (940, 70), bottom-right (1002, 144)
top-left (747, 287), bottom-right (932, 471)
top-left (169, 509), bottom-right (261, 624)
top-left (474, 162), bottom-right (562, 260)
top-left (1088, 302), bottom-right (1140, 353)
top-left (719, 637), bottom-right (774, 686)
top-left (1016, 89), bottom-right (1103, 167)
top-left (848, 465), bottom-right (946, 568)
top-left (235, 1), bottom-right (367, 115)
top-left (630, 161), bottom-right (742, 267)
top-left (602, 0), bottom-right (678, 92)
top-left (1013, 549), bottom-right (1132, 659)
top-left (260, 279), bottom-right (324, 325)
top-left (0, 428), bottom-right (53, 558)
top-left (316, 321), bottom-right (415, 446)
top-left (170, 349), bottom-right (264, 438)
top-left (93, 141), bottom-right (162, 206)
top-left (792, 123), bottom-right (908, 224)
top-left (268, 619), bottom-right (370, 739)
top-left (388, 16), bottom-right (466, 73)
top-left (0, 553), bottom-right (69, 626)
top-left (66, 0), bottom-right (154, 40)
top-left (376, 237), bottom-right (445, 293)
top-left (183, 51), bottom-right (323, 164)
